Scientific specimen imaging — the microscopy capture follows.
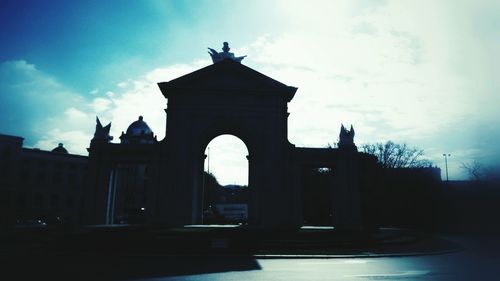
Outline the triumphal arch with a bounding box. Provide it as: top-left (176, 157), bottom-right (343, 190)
top-left (83, 43), bottom-right (378, 230)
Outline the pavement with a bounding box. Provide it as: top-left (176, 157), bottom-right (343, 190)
top-left (0, 225), bottom-right (475, 280)
top-left (0, 225), bottom-right (462, 258)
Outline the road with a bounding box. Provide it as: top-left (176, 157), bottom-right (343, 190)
top-left (131, 236), bottom-right (500, 281)
top-left (125, 254), bottom-right (497, 281)
top-left (3, 236), bottom-right (499, 280)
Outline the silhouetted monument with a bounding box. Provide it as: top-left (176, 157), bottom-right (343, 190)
top-left (91, 117), bottom-right (113, 145)
top-left (338, 124), bottom-right (357, 151)
top-left (83, 43), bottom-right (378, 230)
top-left (208, 42), bottom-right (246, 63)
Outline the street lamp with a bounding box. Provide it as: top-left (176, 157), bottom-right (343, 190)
top-left (202, 146), bottom-right (211, 223)
top-left (442, 153), bottom-right (451, 181)
top-left (207, 147), bottom-right (210, 174)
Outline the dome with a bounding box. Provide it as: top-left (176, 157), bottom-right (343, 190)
top-left (126, 116), bottom-right (153, 136)
top-left (120, 116), bottom-right (157, 144)
top-left (52, 143), bottom-right (68, 154)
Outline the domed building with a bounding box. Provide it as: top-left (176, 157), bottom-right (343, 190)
top-left (86, 115), bottom-right (159, 224)
top-left (51, 143), bottom-right (68, 154)
top-left (119, 116), bottom-right (157, 144)
top-left (0, 134), bottom-right (88, 226)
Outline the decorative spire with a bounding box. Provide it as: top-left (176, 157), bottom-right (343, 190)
top-left (338, 124), bottom-right (357, 151)
top-left (92, 116), bottom-right (113, 144)
top-left (52, 143), bottom-right (68, 154)
top-left (208, 42), bottom-right (247, 64)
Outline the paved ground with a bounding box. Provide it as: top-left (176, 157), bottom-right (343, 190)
top-left (179, 235), bottom-right (500, 281)
top-left (134, 250), bottom-right (500, 281)
top-left (3, 239), bottom-right (499, 281)
top-left (1, 226), bottom-right (498, 280)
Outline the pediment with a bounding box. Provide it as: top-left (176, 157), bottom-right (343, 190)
top-left (158, 59), bottom-right (297, 100)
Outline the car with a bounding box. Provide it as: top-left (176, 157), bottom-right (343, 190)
top-left (14, 219), bottom-right (48, 228)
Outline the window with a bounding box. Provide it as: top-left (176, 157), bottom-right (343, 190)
top-left (0, 191), bottom-right (11, 207)
top-left (34, 193), bottom-right (44, 208)
top-left (53, 173), bottom-right (62, 185)
top-left (66, 196), bottom-right (74, 209)
top-left (19, 170), bottom-right (31, 182)
top-left (50, 194), bottom-right (59, 208)
top-left (16, 192), bottom-right (26, 210)
top-left (38, 172), bottom-right (46, 182)
top-left (68, 174), bottom-right (76, 184)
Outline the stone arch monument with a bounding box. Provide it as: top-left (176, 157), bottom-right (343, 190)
top-left (84, 43), bottom-right (378, 230)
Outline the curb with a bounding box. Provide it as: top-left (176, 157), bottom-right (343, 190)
top-left (252, 248), bottom-right (463, 259)
top-left (112, 247), bottom-right (463, 259)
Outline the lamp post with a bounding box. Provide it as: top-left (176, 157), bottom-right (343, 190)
top-left (202, 147), bottom-right (210, 224)
top-left (207, 147), bottom-right (210, 174)
top-left (442, 153), bottom-right (451, 181)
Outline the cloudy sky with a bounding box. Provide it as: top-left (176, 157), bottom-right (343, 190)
top-left (1, 0), bottom-right (499, 184)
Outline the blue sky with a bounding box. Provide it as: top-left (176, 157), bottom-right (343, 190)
top-left (1, 0), bottom-right (499, 184)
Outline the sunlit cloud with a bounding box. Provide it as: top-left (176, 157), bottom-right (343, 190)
top-left (34, 129), bottom-right (91, 155)
top-left (1, 1), bottom-right (498, 183)
top-left (90, 60), bottom-right (211, 142)
top-left (237, 1), bottom-right (500, 180)
top-left (0, 60), bottom-right (88, 149)
top-left (64, 107), bottom-right (88, 120)
top-left (91, 98), bottom-right (112, 113)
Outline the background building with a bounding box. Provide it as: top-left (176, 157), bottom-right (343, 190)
top-left (0, 134), bottom-right (87, 226)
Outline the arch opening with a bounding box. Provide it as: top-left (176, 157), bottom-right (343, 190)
top-left (201, 135), bottom-right (249, 225)
top-left (106, 162), bottom-right (149, 225)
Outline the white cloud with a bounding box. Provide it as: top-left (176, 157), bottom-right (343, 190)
top-left (34, 129), bottom-right (91, 155)
top-left (236, 0), bottom-right (499, 180)
top-left (5, 1), bottom-right (499, 182)
top-left (64, 107), bottom-right (88, 120)
top-left (75, 0), bottom-right (498, 181)
top-left (92, 97), bottom-right (112, 113)
top-left (0, 60), bottom-right (90, 150)
top-left (1, 60), bottom-right (212, 156)
top-left (89, 61), bottom-right (210, 143)
top-left (117, 81), bottom-right (128, 88)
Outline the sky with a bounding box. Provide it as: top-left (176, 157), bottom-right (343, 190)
top-left (1, 0), bottom-right (499, 184)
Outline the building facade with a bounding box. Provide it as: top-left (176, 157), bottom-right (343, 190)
top-left (0, 134), bottom-right (87, 226)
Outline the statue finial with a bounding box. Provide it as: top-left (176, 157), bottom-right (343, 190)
top-left (222, 42), bottom-right (230, 53)
top-left (92, 116), bottom-right (113, 144)
top-left (338, 124), bottom-right (357, 151)
top-left (208, 42), bottom-right (246, 64)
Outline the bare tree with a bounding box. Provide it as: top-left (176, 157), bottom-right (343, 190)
top-left (460, 160), bottom-right (497, 181)
top-left (361, 141), bottom-right (432, 168)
